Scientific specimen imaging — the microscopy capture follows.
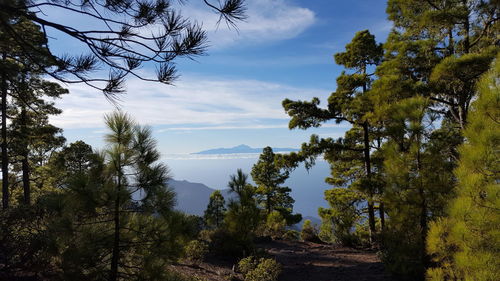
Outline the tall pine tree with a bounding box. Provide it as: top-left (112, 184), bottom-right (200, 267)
top-left (251, 146), bottom-right (301, 225)
top-left (426, 55), bottom-right (500, 281)
top-left (282, 30), bottom-right (384, 241)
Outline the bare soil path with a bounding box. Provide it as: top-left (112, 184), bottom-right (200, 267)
top-left (260, 240), bottom-right (393, 281)
top-left (171, 240), bottom-right (393, 281)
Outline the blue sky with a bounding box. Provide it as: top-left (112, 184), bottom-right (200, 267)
top-left (45, 0), bottom-right (391, 154)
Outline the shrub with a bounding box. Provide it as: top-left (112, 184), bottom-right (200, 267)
top-left (198, 228), bottom-right (254, 258)
top-left (250, 259), bottom-right (281, 281)
top-left (263, 211), bottom-right (286, 239)
top-left (318, 220), bottom-right (335, 243)
top-left (352, 221), bottom-right (372, 247)
top-left (238, 256), bottom-right (259, 275)
top-left (282, 230), bottom-right (300, 241)
top-left (184, 240), bottom-right (209, 263)
top-left (300, 219), bottom-right (318, 242)
top-left (240, 257), bottom-right (282, 281)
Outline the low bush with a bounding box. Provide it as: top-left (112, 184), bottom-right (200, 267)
top-left (238, 256), bottom-right (282, 281)
top-left (282, 230), bottom-right (300, 241)
top-left (263, 211), bottom-right (286, 239)
top-left (238, 256), bottom-right (259, 275)
top-left (184, 240), bottom-right (209, 263)
top-left (198, 228), bottom-right (254, 258)
top-left (300, 219), bottom-right (319, 242)
top-left (318, 220), bottom-right (335, 243)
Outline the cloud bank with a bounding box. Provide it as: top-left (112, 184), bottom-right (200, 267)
top-left (49, 75), bottom-right (331, 130)
top-left (184, 0), bottom-right (316, 48)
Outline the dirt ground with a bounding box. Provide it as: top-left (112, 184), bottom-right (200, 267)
top-left (171, 240), bottom-right (394, 281)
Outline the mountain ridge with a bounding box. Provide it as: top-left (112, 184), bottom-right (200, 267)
top-left (169, 179), bottom-right (321, 226)
top-left (193, 144), bottom-right (299, 154)
top-left (168, 179), bottom-right (235, 216)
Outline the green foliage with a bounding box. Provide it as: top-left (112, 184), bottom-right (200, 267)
top-left (334, 30), bottom-right (383, 70)
top-left (300, 219), bottom-right (319, 242)
top-left (282, 30), bottom-right (385, 245)
top-left (224, 200), bottom-right (260, 255)
top-left (318, 188), bottom-right (363, 245)
top-left (238, 256), bottom-right (260, 275)
top-left (238, 256), bottom-right (282, 281)
top-left (263, 210), bottom-right (287, 239)
top-left (380, 97), bottom-right (456, 280)
top-left (318, 219), bottom-right (335, 244)
top-left (200, 170), bottom-right (261, 258)
top-left (282, 230), bottom-right (300, 241)
top-left (204, 190), bottom-right (226, 228)
top-left (251, 147), bottom-right (301, 225)
top-left (0, 204), bottom-right (55, 277)
top-left (51, 141), bottom-right (95, 175)
top-left (352, 220), bottom-right (374, 248)
top-left (4, 111), bottom-right (194, 281)
top-left (225, 171), bottom-right (261, 238)
top-left (198, 227), bottom-right (252, 259)
top-left (426, 55), bottom-right (500, 281)
top-left (184, 240), bottom-right (209, 263)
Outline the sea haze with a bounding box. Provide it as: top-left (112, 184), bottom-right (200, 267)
top-left (163, 153), bottom-right (331, 218)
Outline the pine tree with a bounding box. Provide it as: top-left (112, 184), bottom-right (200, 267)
top-left (47, 111), bottom-right (192, 281)
top-left (381, 0), bottom-right (499, 129)
top-left (0, 0), bottom-right (246, 96)
top-left (426, 55), bottom-right (500, 281)
top-left (51, 141), bottom-right (95, 176)
top-left (1, 17), bottom-right (59, 209)
top-left (318, 188), bottom-right (363, 245)
top-left (8, 74), bottom-right (67, 205)
top-left (224, 169), bottom-right (261, 253)
top-left (365, 1), bottom-right (498, 278)
top-left (282, 30), bottom-right (384, 241)
top-left (378, 96), bottom-right (457, 280)
top-left (251, 146), bottom-right (301, 225)
top-left (204, 190), bottom-right (226, 228)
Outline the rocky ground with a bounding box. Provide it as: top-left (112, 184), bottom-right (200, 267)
top-left (171, 240), bottom-right (394, 281)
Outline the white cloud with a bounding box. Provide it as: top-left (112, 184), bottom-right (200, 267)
top-left (183, 0), bottom-right (316, 48)
top-left (49, 75), bottom-right (332, 130)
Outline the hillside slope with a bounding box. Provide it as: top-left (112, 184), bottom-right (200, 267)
top-left (169, 179), bottom-right (235, 216)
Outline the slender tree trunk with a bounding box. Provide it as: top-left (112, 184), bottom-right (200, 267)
top-left (109, 193), bottom-right (120, 281)
top-left (379, 202), bottom-right (385, 230)
top-left (463, 1), bottom-right (470, 55)
top-left (361, 66), bottom-right (376, 243)
top-left (266, 191), bottom-right (271, 215)
top-left (109, 165), bottom-right (121, 281)
top-left (416, 139), bottom-right (428, 275)
top-left (19, 105), bottom-right (30, 205)
top-left (363, 122), bottom-right (376, 242)
top-left (1, 52), bottom-right (8, 209)
top-left (22, 154), bottom-right (30, 205)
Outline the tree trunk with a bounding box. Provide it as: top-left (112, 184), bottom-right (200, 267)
top-left (267, 191), bottom-right (271, 215)
top-left (22, 154), bottom-right (30, 205)
top-left (109, 193), bottom-right (120, 281)
top-left (363, 122), bottom-right (376, 242)
top-left (1, 52), bottom-right (8, 209)
top-left (20, 105), bottom-right (30, 205)
top-left (379, 202), bottom-right (385, 230)
top-left (416, 140), bottom-right (428, 274)
top-left (109, 167), bottom-right (122, 281)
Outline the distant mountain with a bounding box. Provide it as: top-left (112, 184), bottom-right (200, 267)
top-left (169, 179), bottom-right (322, 229)
top-left (168, 179), bottom-right (235, 216)
top-left (290, 216), bottom-right (322, 231)
top-left (193, 144), bottom-right (299, 154)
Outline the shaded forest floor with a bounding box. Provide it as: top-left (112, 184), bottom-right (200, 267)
top-left (171, 240), bottom-right (394, 281)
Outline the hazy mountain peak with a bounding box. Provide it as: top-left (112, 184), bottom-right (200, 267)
top-left (193, 144), bottom-right (298, 154)
top-left (234, 144), bottom-right (251, 148)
